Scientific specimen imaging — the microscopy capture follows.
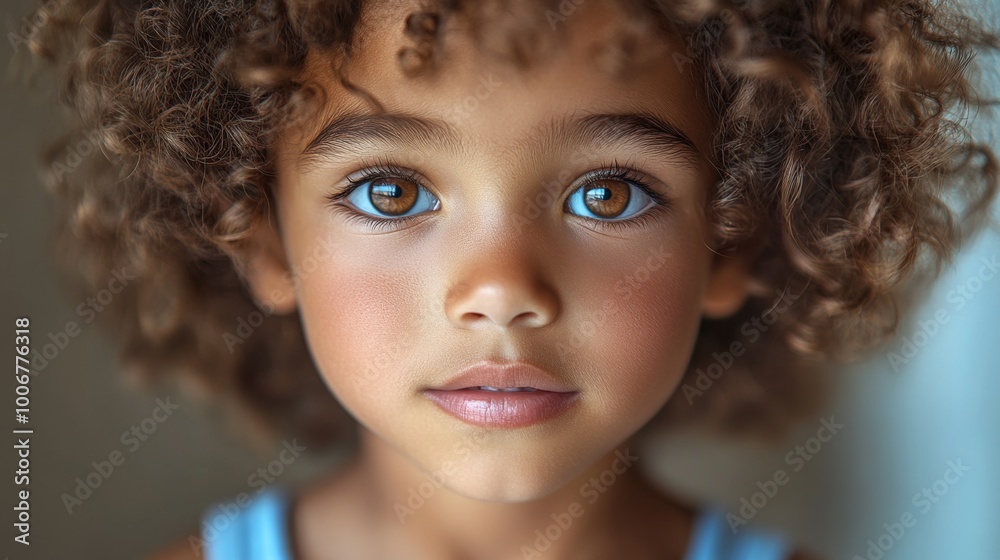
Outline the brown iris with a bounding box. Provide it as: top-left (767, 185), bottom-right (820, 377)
top-left (369, 179), bottom-right (418, 215)
top-left (583, 179), bottom-right (630, 218)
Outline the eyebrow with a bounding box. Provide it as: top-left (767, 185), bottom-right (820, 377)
top-left (297, 111), bottom-right (705, 172)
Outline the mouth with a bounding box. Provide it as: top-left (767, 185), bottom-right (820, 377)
top-left (422, 361), bottom-right (579, 428)
top-left (464, 386), bottom-right (539, 392)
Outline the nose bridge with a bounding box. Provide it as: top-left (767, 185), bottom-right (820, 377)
top-left (443, 215), bottom-right (560, 330)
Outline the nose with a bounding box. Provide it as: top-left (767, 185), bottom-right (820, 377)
top-left (444, 244), bottom-right (560, 330)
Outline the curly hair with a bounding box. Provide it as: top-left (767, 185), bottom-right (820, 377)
top-left (20, 0), bottom-right (999, 449)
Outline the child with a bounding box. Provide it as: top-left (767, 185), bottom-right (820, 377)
top-left (22, 0), bottom-right (998, 558)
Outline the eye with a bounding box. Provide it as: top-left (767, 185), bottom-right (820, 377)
top-left (344, 176), bottom-right (440, 219)
top-left (565, 177), bottom-right (657, 221)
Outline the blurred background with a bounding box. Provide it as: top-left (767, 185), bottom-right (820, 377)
top-left (1, 0), bottom-right (997, 558)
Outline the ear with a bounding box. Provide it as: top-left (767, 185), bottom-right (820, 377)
top-left (701, 250), bottom-right (754, 319)
top-left (242, 217), bottom-right (297, 315)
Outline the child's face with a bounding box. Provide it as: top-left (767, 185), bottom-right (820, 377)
top-left (252, 1), bottom-right (750, 501)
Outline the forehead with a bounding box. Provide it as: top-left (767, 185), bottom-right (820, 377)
top-left (284, 0), bottom-right (714, 169)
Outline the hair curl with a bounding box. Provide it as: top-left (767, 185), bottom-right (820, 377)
top-left (20, 0), bottom-right (999, 449)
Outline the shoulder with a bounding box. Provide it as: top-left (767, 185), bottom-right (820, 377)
top-left (144, 486), bottom-right (292, 560)
top-left (686, 508), bottom-right (821, 560)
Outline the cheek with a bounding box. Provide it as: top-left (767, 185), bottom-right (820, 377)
top-left (565, 238), bottom-right (709, 424)
top-left (291, 243), bottom-right (426, 421)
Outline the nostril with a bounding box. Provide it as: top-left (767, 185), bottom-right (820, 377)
top-left (459, 310), bottom-right (538, 328)
top-left (460, 312), bottom-right (488, 324)
top-left (510, 311), bottom-right (540, 326)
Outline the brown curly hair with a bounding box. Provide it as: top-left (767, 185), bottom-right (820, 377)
top-left (19, 0), bottom-right (999, 449)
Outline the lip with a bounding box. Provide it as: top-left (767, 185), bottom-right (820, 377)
top-left (423, 361), bottom-right (579, 428)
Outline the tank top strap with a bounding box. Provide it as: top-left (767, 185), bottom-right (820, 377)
top-left (202, 487), bottom-right (294, 560)
top-left (684, 508), bottom-right (789, 560)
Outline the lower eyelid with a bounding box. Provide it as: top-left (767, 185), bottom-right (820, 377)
top-left (334, 206), bottom-right (425, 232)
top-left (578, 205), bottom-right (665, 233)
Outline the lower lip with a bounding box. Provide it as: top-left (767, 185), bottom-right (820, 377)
top-left (423, 389), bottom-right (579, 428)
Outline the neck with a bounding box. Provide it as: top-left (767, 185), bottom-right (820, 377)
top-left (353, 427), bottom-right (690, 560)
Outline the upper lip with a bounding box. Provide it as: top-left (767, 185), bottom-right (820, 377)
top-left (428, 360), bottom-right (577, 393)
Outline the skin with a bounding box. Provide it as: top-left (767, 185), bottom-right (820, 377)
top-left (154, 1), bottom-right (796, 559)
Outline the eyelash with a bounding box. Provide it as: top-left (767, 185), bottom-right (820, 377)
top-left (324, 158), bottom-right (671, 233)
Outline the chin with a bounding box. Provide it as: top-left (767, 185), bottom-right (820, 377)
top-left (430, 443), bottom-right (603, 503)
top-left (442, 468), bottom-right (574, 503)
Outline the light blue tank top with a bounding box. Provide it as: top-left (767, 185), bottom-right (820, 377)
top-left (202, 487), bottom-right (789, 560)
